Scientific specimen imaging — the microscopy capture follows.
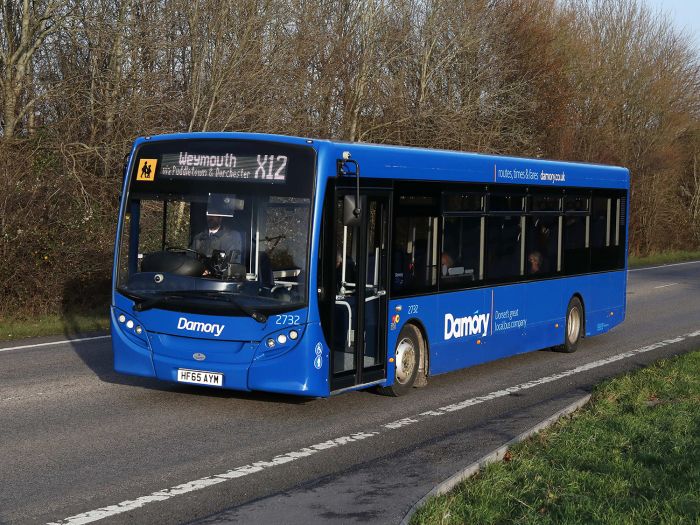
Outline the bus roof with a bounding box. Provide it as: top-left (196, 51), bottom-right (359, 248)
top-left (134, 132), bottom-right (630, 190)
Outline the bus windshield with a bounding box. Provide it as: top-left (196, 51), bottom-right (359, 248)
top-left (116, 139), bottom-right (314, 316)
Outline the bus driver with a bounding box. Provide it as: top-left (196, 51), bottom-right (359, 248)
top-left (191, 213), bottom-right (243, 266)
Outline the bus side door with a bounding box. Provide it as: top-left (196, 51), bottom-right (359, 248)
top-left (330, 190), bottom-right (390, 391)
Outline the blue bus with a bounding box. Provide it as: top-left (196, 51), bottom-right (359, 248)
top-left (112, 133), bottom-right (628, 397)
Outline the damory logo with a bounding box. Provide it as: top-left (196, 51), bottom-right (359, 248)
top-left (444, 312), bottom-right (490, 340)
top-left (177, 317), bottom-right (225, 337)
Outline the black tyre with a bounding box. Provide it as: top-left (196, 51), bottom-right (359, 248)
top-left (558, 297), bottom-right (583, 353)
top-left (378, 324), bottom-right (421, 396)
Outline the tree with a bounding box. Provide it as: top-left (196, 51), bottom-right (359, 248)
top-left (0, 0), bottom-right (64, 138)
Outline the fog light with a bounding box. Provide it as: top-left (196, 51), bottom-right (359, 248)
top-left (118, 314), bottom-right (126, 323)
top-left (277, 334), bottom-right (288, 345)
top-left (135, 325), bottom-right (143, 335)
top-left (266, 338), bottom-right (276, 348)
top-left (126, 320), bottom-right (134, 329)
top-left (289, 330), bottom-right (298, 340)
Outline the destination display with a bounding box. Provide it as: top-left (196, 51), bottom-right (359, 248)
top-left (159, 152), bottom-right (288, 182)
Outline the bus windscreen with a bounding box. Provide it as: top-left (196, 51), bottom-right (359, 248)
top-left (116, 139), bottom-right (315, 316)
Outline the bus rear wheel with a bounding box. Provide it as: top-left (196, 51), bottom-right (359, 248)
top-left (379, 324), bottom-right (421, 396)
top-left (558, 297), bottom-right (583, 353)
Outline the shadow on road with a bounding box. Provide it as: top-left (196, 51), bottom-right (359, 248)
top-left (67, 337), bottom-right (311, 405)
top-left (62, 277), bottom-right (309, 405)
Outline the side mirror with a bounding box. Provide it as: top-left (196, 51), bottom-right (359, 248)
top-left (343, 195), bottom-right (361, 226)
top-left (338, 155), bottom-right (362, 227)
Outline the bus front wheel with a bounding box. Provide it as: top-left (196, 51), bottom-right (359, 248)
top-left (558, 297), bottom-right (583, 353)
top-left (379, 324), bottom-right (421, 396)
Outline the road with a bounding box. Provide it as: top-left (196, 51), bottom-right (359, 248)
top-left (1, 261), bottom-right (699, 525)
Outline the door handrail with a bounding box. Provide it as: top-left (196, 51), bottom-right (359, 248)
top-left (335, 299), bottom-right (353, 348)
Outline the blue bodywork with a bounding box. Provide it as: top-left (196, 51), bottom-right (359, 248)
top-left (112, 132), bottom-right (629, 397)
top-left (385, 271), bottom-right (625, 378)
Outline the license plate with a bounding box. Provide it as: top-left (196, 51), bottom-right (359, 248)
top-left (177, 368), bottom-right (223, 387)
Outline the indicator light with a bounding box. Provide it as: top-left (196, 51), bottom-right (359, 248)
top-left (135, 325), bottom-right (143, 335)
top-left (118, 314), bottom-right (126, 323)
top-left (288, 330), bottom-right (298, 340)
top-left (266, 338), bottom-right (276, 348)
top-left (277, 334), bottom-right (288, 345)
top-left (126, 320), bottom-right (134, 329)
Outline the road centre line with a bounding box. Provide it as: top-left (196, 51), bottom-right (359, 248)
top-left (48, 328), bottom-right (700, 525)
top-left (629, 259), bottom-right (700, 272)
top-left (0, 335), bottom-right (111, 354)
top-left (654, 283), bottom-right (678, 289)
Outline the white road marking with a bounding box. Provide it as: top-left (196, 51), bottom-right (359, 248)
top-left (48, 328), bottom-right (700, 525)
top-left (653, 283), bottom-right (678, 289)
top-left (1, 392), bottom-right (47, 403)
top-left (0, 335), bottom-right (111, 354)
top-left (629, 260), bottom-right (700, 272)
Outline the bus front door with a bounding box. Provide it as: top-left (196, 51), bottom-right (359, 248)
top-left (331, 192), bottom-right (390, 392)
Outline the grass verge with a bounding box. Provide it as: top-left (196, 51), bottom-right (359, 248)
top-left (628, 249), bottom-right (700, 269)
top-left (0, 312), bottom-right (110, 341)
top-left (412, 351), bottom-right (700, 524)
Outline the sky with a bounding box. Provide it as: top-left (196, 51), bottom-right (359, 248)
top-left (643, 0), bottom-right (700, 48)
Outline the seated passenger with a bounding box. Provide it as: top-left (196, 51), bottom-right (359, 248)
top-left (441, 252), bottom-right (455, 276)
top-left (528, 251), bottom-right (543, 274)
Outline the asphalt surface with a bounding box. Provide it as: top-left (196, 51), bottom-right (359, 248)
top-left (1, 262), bottom-right (699, 525)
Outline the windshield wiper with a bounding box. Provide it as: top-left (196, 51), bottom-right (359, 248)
top-left (132, 293), bottom-right (176, 312)
top-left (187, 291), bottom-right (268, 323)
top-left (133, 290), bottom-right (267, 323)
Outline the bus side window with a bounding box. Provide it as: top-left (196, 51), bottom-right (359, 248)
top-left (440, 216), bottom-right (481, 289)
top-left (561, 194), bottom-right (589, 275)
top-left (614, 196), bottom-right (627, 268)
top-left (562, 215), bottom-right (588, 274)
top-left (485, 193), bottom-right (525, 282)
top-left (391, 187), bottom-right (440, 297)
top-left (590, 195), bottom-right (618, 271)
top-left (525, 216), bottom-right (559, 276)
top-left (392, 216), bottom-right (438, 295)
top-left (485, 215), bottom-right (522, 280)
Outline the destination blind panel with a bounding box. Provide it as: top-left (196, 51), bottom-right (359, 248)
top-left (160, 152), bottom-right (288, 182)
